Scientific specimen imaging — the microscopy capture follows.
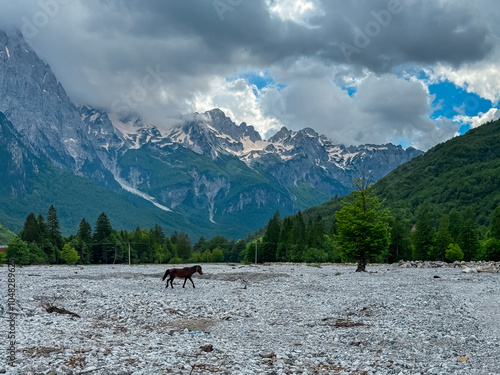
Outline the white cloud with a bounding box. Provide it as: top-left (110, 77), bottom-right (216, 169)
top-left (187, 76), bottom-right (283, 136)
top-left (259, 71), bottom-right (458, 150)
top-left (266, 0), bottom-right (324, 26)
top-left (453, 107), bottom-right (500, 128)
top-left (432, 58), bottom-right (500, 104)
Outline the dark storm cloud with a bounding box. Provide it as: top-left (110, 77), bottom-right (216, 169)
top-left (76, 0), bottom-right (494, 72)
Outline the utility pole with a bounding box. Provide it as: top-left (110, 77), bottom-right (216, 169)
top-left (128, 242), bottom-right (131, 266)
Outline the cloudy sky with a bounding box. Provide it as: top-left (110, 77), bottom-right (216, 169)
top-left (1, 0), bottom-right (499, 150)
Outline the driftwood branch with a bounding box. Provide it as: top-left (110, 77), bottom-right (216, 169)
top-left (40, 296), bottom-right (81, 318)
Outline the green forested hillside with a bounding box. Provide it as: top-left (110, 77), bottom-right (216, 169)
top-left (373, 119), bottom-right (500, 225)
top-left (0, 223), bottom-right (15, 244)
top-left (296, 119), bottom-right (500, 227)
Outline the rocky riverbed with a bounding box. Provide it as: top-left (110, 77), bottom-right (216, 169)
top-left (1, 263), bottom-right (499, 374)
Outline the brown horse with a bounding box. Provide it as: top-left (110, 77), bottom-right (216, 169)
top-left (162, 265), bottom-right (203, 288)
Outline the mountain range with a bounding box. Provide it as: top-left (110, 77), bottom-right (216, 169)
top-left (0, 29), bottom-right (422, 239)
top-left (296, 117), bottom-right (500, 232)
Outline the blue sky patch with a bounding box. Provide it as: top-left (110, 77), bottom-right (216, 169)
top-left (429, 81), bottom-right (492, 119)
top-left (227, 71), bottom-right (286, 95)
top-left (341, 86), bottom-right (357, 97)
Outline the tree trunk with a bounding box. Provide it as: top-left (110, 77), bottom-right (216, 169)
top-left (356, 257), bottom-right (367, 272)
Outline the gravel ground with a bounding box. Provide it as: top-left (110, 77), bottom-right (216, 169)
top-left (1, 263), bottom-right (499, 374)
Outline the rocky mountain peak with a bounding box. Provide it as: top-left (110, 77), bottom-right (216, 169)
top-left (268, 126), bottom-right (293, 143)
top-left (0, 29), bottom-right (116, 186)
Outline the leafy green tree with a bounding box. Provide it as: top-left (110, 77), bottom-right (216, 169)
top-left (28, 242), bottom-right (48, 264)
top-left (211, 248), bottom-right (224, 262)
top-left (155, 243), bottom-right (172, 264)
top-left (412, 208), bottom-right (435, 261)
top-left (0, 223), bottom-right (15, 245)
top-left (40, 239), bottom-right (58, 263)
top-left (244, 240), bottom-right (260, 263)
top-left (7, 237), bottom-right (30, 265)
top-left (335, 178), bottom-right (391, 272)
top-left (433, 215), bottom-right (452, 261)
top-left (202, 249), bottom-right (212, 263)
top-left (61, 243), bottom-right (80, 265)
top-left (445, 243), bottom-right (464, 262)
top-left (133, 227), bottom-right (153, 263)
top-left (458, 207), bottom-right (480, 261)
top-left (481, 238), bottom-right (500, 261)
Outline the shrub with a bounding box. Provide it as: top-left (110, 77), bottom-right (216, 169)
top-left (445, 243), bottom-right (464, 263)
top-left (60, 243), bottom-right (80, 265)
top-left (303, 247), bottom-right (329, 263)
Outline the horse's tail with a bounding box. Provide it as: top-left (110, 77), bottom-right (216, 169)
top-left (162, 269), bottom-right (170, 281)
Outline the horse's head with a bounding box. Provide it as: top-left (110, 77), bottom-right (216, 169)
top-left (196, 265), bottom-right (203, 275)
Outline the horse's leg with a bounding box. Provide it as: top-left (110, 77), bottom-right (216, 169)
top-left (188, 276), bottom-right (195, 288)
top-left (183, 277), bottom-right (187, 288)
top-left (169, 277), bottom-right (174, 288)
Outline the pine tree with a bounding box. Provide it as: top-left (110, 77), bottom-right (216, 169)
top-left (76, 218), bottom-right (92, 264)
top-left (289, 211), bottom-right (306, 262)
top-left (19, 213), bottom-right (40, 243)
top-left (176, 233), bottom-right (192, 260)
top-left (458, 207), bottom-right (480, 261)
top-left (387, 214), bottom-right (412, 262)
top-left (276, 217), bottom-right (293, 261)
top-left (412, 208), bottom-right (435, 261)
top-left (448, 208), bottom-right (461, 242)
top-left (93, 212), bottom-right (113, 263)
top-left (490, 204), bottom-right (500, 240)
top-left (434, 215), bottom-right (452, 261)
top-left (306, 216), bottom-right (325, 249)
top-left (47, 205), bottom-right (63, 252)
top-left (194, 236), bottom-right (207, 254)
top-left (261, 211), bottom-right (281, 263)
top-left (336, 178), bottom-right (391, 272)
top-left (150, 224), bottom-right (166, 246)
